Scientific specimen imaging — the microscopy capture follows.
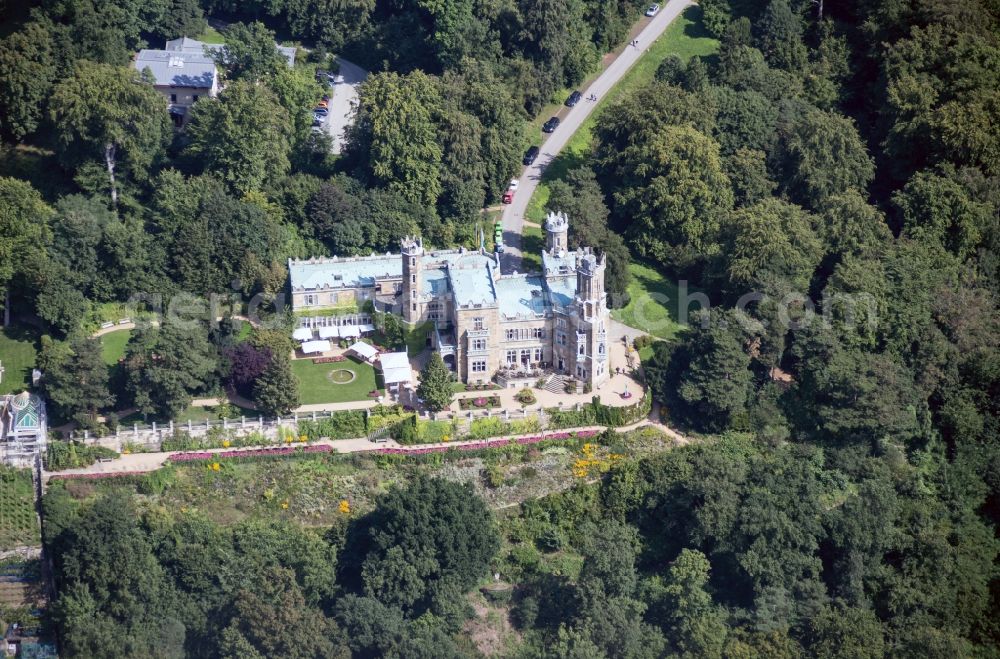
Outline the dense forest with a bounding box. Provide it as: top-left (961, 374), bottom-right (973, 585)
top-left (2, 0), bottom-right (1000, 655)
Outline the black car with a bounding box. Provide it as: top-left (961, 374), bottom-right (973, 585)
top-left (523, 145), bottom-right (540, 165)
top-left (566, 90), bottom-right (582, 107)
top-left (542, 116), bottom-right (560, 133)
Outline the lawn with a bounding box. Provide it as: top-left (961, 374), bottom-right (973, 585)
top-left (291, 357), bottom-right (381, 405)
top-left (611, 262), bottom-right (703, 339)
top-left (0, 325), bottom-right (37, 395)
top-left (0, 467), bottom-right (39, 550)
top-left (99, 329), bottom-right (131, 366)
top-left (521, 224), bottom-right (544, 272)
top-left (524, 4), bottom-right (720, 224)
top-left (173, 403), bottom-right (259, 424)
top-left (197, 25), bottom-right (226, 43)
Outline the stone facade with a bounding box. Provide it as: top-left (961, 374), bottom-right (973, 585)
top-left (288, 212), bottom-right (612, 389)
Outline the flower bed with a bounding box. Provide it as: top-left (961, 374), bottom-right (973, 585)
top-left (312, 355), bottom-right (346, 364)
top-left (458, 395), bottom-right (501, 410)
top-left (169, 444), bottom-right (334, 463)
top-left (49, 471), bottom-right (150, 481)
top-left (464, 383), bottom-right (501, 391)
top-left (371, 429), bottom-right (598, 456)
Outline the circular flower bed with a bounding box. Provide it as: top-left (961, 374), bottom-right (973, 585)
top-left (326, 368), bottom-right (356, 384)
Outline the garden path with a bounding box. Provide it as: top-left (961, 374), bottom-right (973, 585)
top-left (42, 416), bottom-right (687, 484)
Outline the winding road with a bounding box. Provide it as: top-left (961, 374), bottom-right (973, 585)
top-left (500, 0), bottom-right (694, 272)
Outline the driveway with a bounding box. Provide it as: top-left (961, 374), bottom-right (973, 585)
top-left (500, 0), bottom-right (694, 273)
top-left (322, 57), bottom-right (368, 153)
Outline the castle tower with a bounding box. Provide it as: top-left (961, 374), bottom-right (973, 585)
top-left (544, 211), bottom-right (569, 253)
top-left (401, 236), bottom-right (424, 323)
top-left (576, 248), bottom-right (606, 319)
top-left (572, 248), bottom-right (609, 389)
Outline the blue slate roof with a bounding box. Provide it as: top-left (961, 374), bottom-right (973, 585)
top-left (289, 256), bottom-right (401, 290)
top-left (421, 269), bottom-right (449, 297)
top-left (547, 277), bottom-right (577, 308)
top-left (449, 261), bottom-right (497, 307)
top-left (496, 276), bottom-right (548, 318)
top-left (543, 250), bottom-right (577, 274)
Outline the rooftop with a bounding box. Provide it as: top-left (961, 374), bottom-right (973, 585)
top-left (543, 249), bottom-right (577, 275)
top-left (289, 255), bottom-right (401, 290)
top-left (163, 36), bottom-right (296, 68)
top-left (135, 49), bottom-right (217, 89)
top-left (496, 276), bottom-right (548, 319)
top-left (547, 276), bottom-right (578, 309)
top-left (449, 260), bottom-right (498, 308)
top-left (421, 269), bottom-right (449, 298)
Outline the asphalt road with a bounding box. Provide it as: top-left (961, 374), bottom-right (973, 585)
top-left (322, 57), bottom-right (368, 154)
top-left (499, 0), bottom-right (694, 273)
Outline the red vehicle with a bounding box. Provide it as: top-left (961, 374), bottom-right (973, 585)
top-left (502, 178), bottom-right (519, 204)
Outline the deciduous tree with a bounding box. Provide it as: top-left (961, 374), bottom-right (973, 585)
top-left (185, 81), bottom-right (292, 196)
top-left (50, 62), bottom-right (171, 205)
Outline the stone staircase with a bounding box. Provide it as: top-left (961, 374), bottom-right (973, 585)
top-left (543, 373), bottom-right (569, 395)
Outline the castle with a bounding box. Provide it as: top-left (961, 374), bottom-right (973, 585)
top-left (288, 212), bottom-right (611, 389)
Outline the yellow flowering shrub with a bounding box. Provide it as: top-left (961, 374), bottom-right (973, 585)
top-left (339, 500), bottom-right (351, 514)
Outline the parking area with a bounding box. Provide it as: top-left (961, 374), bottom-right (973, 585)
top-left (313, 58), bottom-right (368, 153)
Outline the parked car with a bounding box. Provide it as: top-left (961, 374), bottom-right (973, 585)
top-left (502, 179), bottom-right (519, 204)
top-left (565, 90), bottom-right (582, 107)
top-left (523, 145), bottom-right (540, 165)
top-left (315, 70), bottom-right (328, 82)
top-left (645, 3), bottom-right (660, 16)
top-left (314, 107), bottom-right (329, 116)
top-left (321, 94), bottom-right (330, 101)
top-left (542, 116), bottom-right (560, 133)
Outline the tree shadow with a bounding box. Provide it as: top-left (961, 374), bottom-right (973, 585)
top-left (681, 5), bottom-right (710, 40)
top-left (540, 146), bottom-right (590, 185)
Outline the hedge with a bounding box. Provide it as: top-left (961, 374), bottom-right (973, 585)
top-left (546, 393), bottom-right (651, 429)
top-left (45, 440), bottom-right (119, 471)
top-left (297, 410), bottom-right (366, 440)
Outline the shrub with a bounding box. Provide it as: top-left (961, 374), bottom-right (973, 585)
top-left (484, 463), bottom-right (504, 488)
top-left (45, 440), bottom-right (119, 471)
top-left (516, 388), bottom-right (537, 405)
top-left (632, 334), bottom-right (656, 351)
top-left (297, 411), bottom-right (366, 439)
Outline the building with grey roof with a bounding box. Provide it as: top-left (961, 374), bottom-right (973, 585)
top-left (135, 37), bottom-right (297, 126)
top-left (288, 211), bottom-right (611, 389)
